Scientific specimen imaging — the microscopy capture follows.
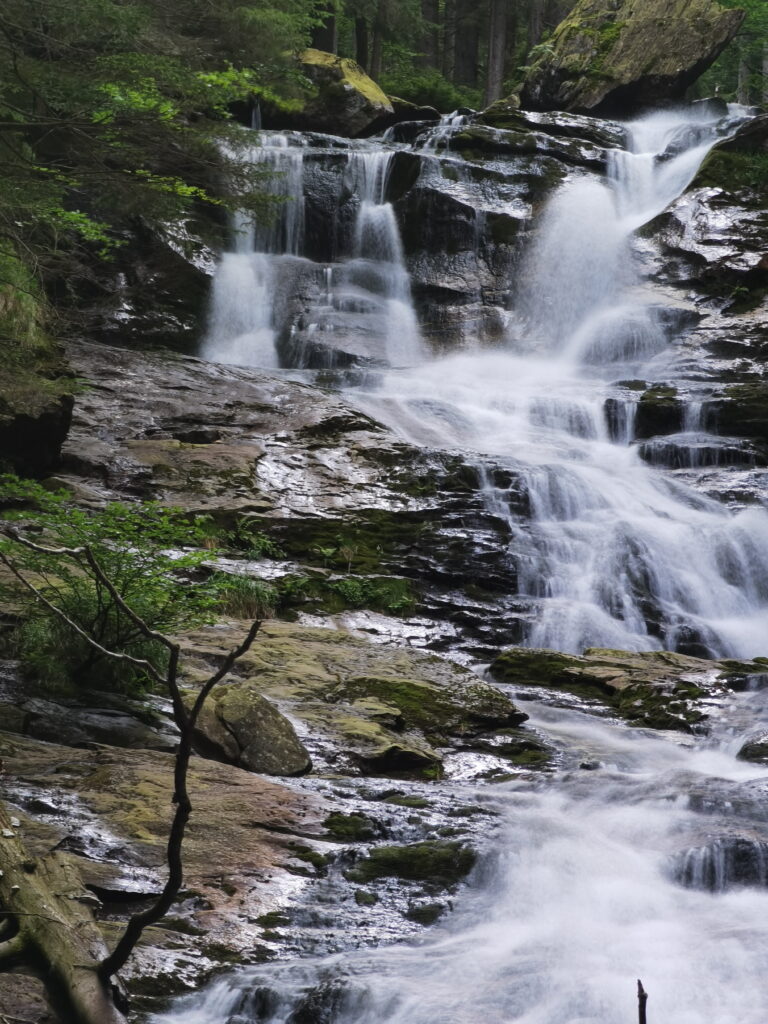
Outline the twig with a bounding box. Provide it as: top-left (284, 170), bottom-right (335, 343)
top-left (638, 979), bottom-right (648, 1024)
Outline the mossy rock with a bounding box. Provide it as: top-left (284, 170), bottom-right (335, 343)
top-left (633, 385), bottom-right (682, 439)
top-left (345, 840), bottom-right (475, 887)
top-left (188, 682), bottom-right (311, 777)
top-left (181, 621), bottom-right (528, 781)
top-left (520, 0), bottom-right (744, 115)
top-left (272, 49), bottom-right (393, 137)
top-left (489, 646), bottom-right (766, 733)
top-left (324, 811), bottom-right (378, 841)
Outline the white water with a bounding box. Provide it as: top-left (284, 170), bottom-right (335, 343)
top-left (152, 690), bottom-right (768, 1024)
top-left (202, 136), bottom-right (423, 369)
top-left (349, 106), bottom-right (768, 658)
top-left (171, 106), bottom-right (768, 1024)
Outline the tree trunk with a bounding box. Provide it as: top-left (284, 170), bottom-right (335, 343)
top-left (737, 53), bottom-right (751, 105)
top-left (442, 0), bottom-right (456, 80)
top-left (484, 0), bottom-right (508, 106)
top-left (418, 0), bottom-right (440, 68)
top-left (0, 802), bottom-right (127, 1024)
top-left (370, 19), bottom-right (385, 82)
top-left (355, 17), bottom-right (369, 70)
top-left (453, 0), bottom-right (480, 88)
top-left (762, 41), bottom-right (768, 107)
top-left (528, 0), bottom-right (546, 48)
top-left (311, 13), bottom-right (338, 54)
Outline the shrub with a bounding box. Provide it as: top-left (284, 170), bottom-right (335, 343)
top-left (0, 475), bottom-right (219, 694)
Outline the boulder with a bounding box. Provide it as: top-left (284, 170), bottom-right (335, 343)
top-left (274, 49), bottom-right (394, 138)
top-left (191, 682), bottom-right (312, 776)
top-left (181, 620), bottom-right (528, 779)
top-left (520, 0), bottom-right (745, 116)
top-left (737, 731), bottom-right (768, 764)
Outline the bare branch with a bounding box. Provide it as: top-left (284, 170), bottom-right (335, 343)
top-left (1, 525), bottom-right (85, 557)
top-left (189, 618), bottom-right (262, 726)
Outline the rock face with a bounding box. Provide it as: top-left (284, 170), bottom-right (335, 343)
top-left (520, 0), bottom-right (745, 116)
top-left (182, 620), bottom-right (527, 778)
top-left (490, 647), bottom-right (768, 731)
top-left (273, 49), bottom-right (394, 137)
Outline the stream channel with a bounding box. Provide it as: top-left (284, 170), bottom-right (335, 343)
top-left (153, 106), bottom-right (768, 1022)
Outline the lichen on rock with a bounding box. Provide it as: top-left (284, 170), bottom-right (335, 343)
top-left (519, 0), bottom-right (745, 116)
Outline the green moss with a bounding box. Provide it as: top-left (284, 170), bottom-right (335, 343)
top-left (344, 840), bottom-right (476, 886)
top-left (287, 842), bottom-right (329, 874)
top-left (695, 150), bottom-right (768, 196)
top-left (256, 911), bottom-right (290, 929)
top-left (331, 675), bottom-right (516, 740)
top-left (324, 811), bottom-right (378, 841)
top-left (383, 795), bottom-right (432, 809)
top-left (299, 49), bottom-right (392, 108)
top-left (354, 889), bottom-right (378, 906)
top-left (405, 902), bottom-right (444, 925)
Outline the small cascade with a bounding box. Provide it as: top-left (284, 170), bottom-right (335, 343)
top-left (419, 109), bottom-right (472, 153)
top-left (203, 135), bottom-right (423, 370)
top-left (673, 837), bottom-right (768, 892)
top-left (201, 133), bottom-right (306, 367)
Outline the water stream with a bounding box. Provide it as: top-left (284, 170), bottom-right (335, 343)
top-left (167, 105), bottom-right (768, 1022)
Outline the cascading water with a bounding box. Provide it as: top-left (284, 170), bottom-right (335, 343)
top-left (168, 105), bottom-right (768, 1024)
top-left (202, 134), bottom-right (422, 369)
top-left (350, 105), bottom-right (768, 659)
top-left (202, 134), bottom-right (306, 367)
top-left (152, 687), bottom-right (768, 1024)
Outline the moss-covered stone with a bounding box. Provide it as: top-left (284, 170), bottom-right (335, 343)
top-left (188, 682), bottom-right (311, 777)
top-left (520, 0), bottom-right (744, 115)
top-left (490, 646), bottom-right (765, 732)
top-left (345, 840), bottom-right (475, 887)
top-left (324, 811), bottom-right (378, 841)
top-left (634, 385), bottom-right (683, 439)
top-left (181, 621), bottom-right (527, 780)
top-left (270, 49), bottom-right (393, 137)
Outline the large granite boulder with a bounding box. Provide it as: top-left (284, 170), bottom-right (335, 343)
top-left (520, 0), bottom-right (745, 116)
top-left (271, 49), bottom-right (394, 137)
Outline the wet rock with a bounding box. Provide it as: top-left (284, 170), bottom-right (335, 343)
top-left (520, 0), bottom-right (744, 116)
top-left (181, 620), bottom-right (527, 778)
top-left (91, 219), bottom-right (217, 354)
top-left (272, 50), bottom-right (393, 138)
top-left (633, 385), bottom-right (683, 439)
top-left (477, 104), bottom-right (626, 150)
top-left (344, 840), bottom-right (475, 888)
top-left (673, 836), bottom-right (768, 891)
top-left (0, 730), bottom-right (326, 1001)
top-left (191, 682), bottom-right (312, 776)
top-left (737, 732), bottom-right (768, 764)
top-left (490, 647), bottom-right (768, 732)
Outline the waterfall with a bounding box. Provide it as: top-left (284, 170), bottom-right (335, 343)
top-left (170, 104), bottom-right (768, 1024)
top-left (347, 105), bottom-right (768, 659)
top-left (202, 135), bottom-right (423, 370)
top-left (201, 133), bottom-right (306, 368)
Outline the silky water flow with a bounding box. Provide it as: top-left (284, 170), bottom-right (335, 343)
top-left (160, 107), bottom-right (768, 1023)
